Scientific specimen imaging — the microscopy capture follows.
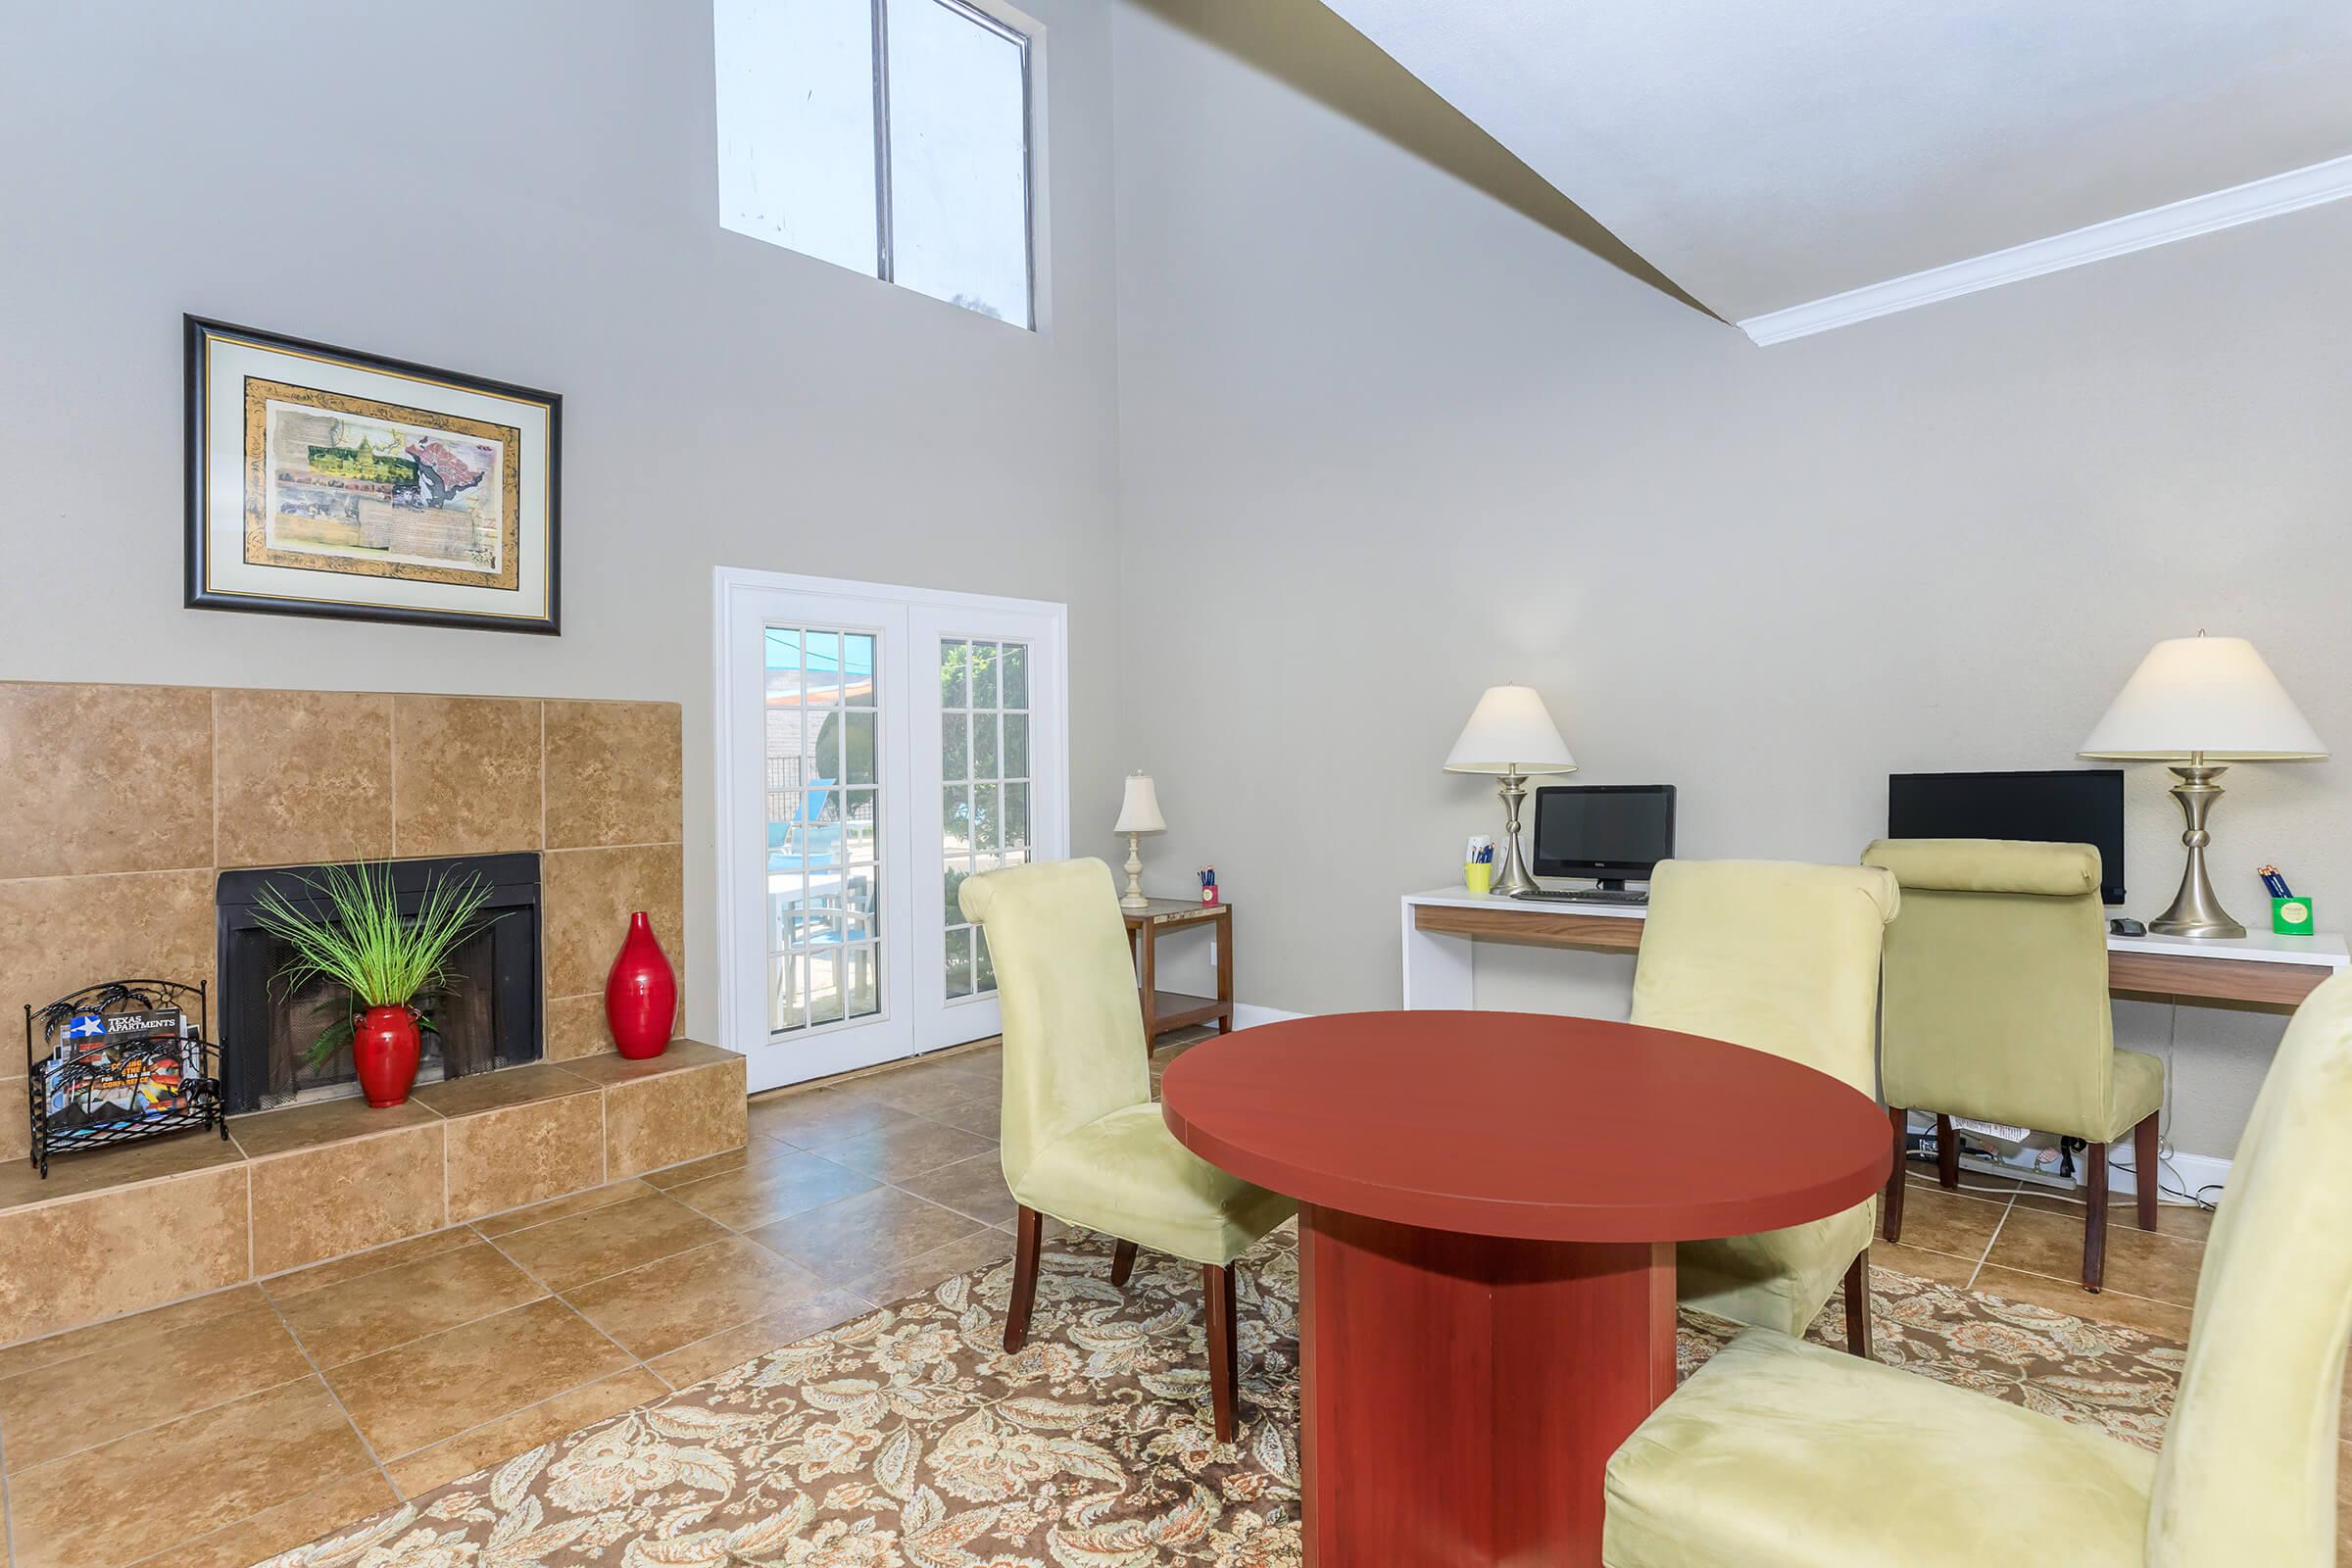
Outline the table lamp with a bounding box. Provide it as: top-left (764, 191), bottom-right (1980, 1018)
top-left (2080, 632), bottom-right (2327, 938)
top-left (1445, 685), bottom-right (1577, 898)
top-left (1113, 771), bottom-right (1167, 910)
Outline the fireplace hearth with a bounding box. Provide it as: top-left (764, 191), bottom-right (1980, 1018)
top-left (216, 853), bottom-right (542, 1114)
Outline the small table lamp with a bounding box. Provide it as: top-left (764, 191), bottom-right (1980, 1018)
top-left (1113, 771), bottom-right (1167, 910)
top-left (1446, 685), bottom-right (1577, 898)
top-left (2081, 633), bottom-right (2327, 938)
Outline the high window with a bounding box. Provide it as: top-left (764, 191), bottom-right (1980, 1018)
top-left (715, 0), bottom-right (1036, 328)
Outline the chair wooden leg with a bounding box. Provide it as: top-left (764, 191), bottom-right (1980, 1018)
top-left (1110, 1239), bottom-right (1139, 1287)
top-left (1935, 1113), bottom-right (1959, 1190)
top-left (1883, 1106), bottom-right (1908, 1243)
top-left (2082, 1142), bottom-right (2108, 1293)
top-left (1004, 1206), bottom-right (1043, 1351)
top-left (2133, 1113), bottom-right (2161, 1231)
top-left (1841, 1250), bottom-right (1873, 1360)
top-left (1204, 1262), bottom-right (1238, 1443)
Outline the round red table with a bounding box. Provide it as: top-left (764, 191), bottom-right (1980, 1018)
top-left (1160, 1009), bottom-right (1890, 1568)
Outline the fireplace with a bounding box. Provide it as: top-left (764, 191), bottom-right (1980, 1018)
top-left (216, 854), bottom-right (542, 1114)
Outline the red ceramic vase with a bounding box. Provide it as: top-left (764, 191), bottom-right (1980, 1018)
top-left (606, 910), bottom-right (677, 1060)
top-left (354, 1004), bottom-right (421, 1108)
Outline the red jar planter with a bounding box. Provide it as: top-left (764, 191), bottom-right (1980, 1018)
top-left (354, 1004), bottom-right (422, 1107)
top-left (606, 910), bottom-right (677, 1059)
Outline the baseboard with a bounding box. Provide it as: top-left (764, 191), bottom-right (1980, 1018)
top-left (1231, 1003), bottom-right (1305, 1029)
top-left (2120, 1149), bottom-right (2231, 1205)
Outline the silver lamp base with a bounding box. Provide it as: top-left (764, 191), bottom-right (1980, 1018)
top-left (1490, 767), bottom-right (1540, 899)
top-left (2148, 763), bottom-right (2244, 939)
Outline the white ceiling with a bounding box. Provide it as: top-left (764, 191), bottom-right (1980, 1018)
top-left (1320, 0), bottom-right (2352, 335)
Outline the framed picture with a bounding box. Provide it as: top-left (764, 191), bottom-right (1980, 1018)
top-left (184, 317), bottom-right (561, 634)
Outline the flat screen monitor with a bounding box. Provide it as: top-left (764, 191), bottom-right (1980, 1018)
top-left (1532, 785), bottom-right (1676, 888)
top-left (1886, 769), bottom-right (2125, 905)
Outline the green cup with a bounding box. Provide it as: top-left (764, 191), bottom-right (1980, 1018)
top-left (1464, 861), bottom-right (1493, 896)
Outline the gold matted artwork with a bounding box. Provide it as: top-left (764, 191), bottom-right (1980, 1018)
top-left (186, 318), bottom-right (561, 633)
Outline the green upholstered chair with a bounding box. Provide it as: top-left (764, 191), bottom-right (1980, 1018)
top-left (1603, 967), bottom-right (2352, 1568)
top-left (1862, 838), bottom-right (2164, 1293)
top-left (956, 857), bottom-right (1294, 1441)
top-left (1629, 858), bottom-right (1900, 1355)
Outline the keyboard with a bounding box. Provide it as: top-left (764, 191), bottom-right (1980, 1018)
top-left (1512, 887), bottom-right (1649, 906)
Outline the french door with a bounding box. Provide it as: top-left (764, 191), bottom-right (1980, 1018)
top-left (714, 569), bottom-right (1068, 1092)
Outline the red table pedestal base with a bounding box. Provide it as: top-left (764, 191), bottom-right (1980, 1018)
top-left (1298, 1204), bottom-right (1676, 1568)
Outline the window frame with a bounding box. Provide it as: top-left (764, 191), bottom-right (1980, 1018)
top-left (869, 0), bottom-right (1037, 328)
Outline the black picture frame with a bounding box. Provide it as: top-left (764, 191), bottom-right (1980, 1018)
top-left (183, 315), bottom-right (563, 635)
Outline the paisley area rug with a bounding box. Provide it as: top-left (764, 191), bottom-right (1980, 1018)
top-left (256, 1227), bottom-right (2182, 1567)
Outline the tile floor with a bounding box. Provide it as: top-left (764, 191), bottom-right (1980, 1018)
top-left (1873, 1162), bottom-right (2213, 1339)
top-left (0, 1036), bottom-right (2335, 1564)
top-left (0, 1032), bottom-right (1087, 1568)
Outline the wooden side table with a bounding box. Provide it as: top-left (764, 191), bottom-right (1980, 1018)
top-left (1122, 899), bottom-right (1234, 1047)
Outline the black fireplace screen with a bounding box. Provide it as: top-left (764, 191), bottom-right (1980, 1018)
top-left (216, 854), bottom-right (542, 1114)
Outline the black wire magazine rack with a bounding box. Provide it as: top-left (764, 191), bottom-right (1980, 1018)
top-left (24, 979), bottom-right (227, 1178)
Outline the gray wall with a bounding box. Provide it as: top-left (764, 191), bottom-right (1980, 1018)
top-left (1108, 0), bottom-right (2352, 1163)
top-left (0, 0), bottom-right (1126, 1046)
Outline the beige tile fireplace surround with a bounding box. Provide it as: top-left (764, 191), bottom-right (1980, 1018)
top-left (0, 681), bottom-right (744, 1349)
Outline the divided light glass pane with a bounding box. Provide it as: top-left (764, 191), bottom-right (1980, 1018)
top-left (974, 782), bottom-right (1001, 851)
top-left (805, 784), bottom-right (840, 831)
top-left (843, 791), bottom-right (878, 862)
top-left (945, 927), bottom-right (974, 999)
top-left (884, 0), bottom-right (1033, 328)
top-left (845, 711), bottom-right (876, 786)
top-left (972, 643), bottom-right (999, 710)
top-left (849, 947), bottom-right (881, 1018)
top-left (974, 928), bottom-right (996, 994)
top-left (805, 630), bottom-right (843, 705)
top-left (973, 712), bottom-right (999, 778)
top-left (808, 951), bottom-right (849, 1024)
top-left (1003, 713), bottom-right (1027, 778)
top-left (943, 712), bottom-right (969, 779)
top-left (857, 864), bottom-right (883, 930)
top-left (1003, 781), bottom-right (1029, 850)
top-left (945, 863), bottom-right (966, 925)
top-left (941, 640), bottom-right (968, 709)
top-left (808, 718), bottom-right (843, 788)
top-left (1001, 643), bottom-right (1027, 708)
top-left (845, 633), bottom-right (878, 708)
top-left (769, 953), bottom-right (803, 1033)
top-left (714, 0), bottom-right (880, 278)
top-left (943, 783), bottom-right (971, 847)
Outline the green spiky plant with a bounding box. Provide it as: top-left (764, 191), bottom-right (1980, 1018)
top-left (250, 861), bottom-right (498, 1069)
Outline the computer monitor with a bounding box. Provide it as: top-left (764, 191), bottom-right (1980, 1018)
top-left (1886, 769), bottom-right (2125, 905)
top-left (1532, 785), bottom-right (1676, 889)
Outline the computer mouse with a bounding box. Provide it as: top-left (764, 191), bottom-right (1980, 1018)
top-left (2109, 917), bottom-right (2146, 937)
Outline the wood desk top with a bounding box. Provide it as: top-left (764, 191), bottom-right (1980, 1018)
top-left (1121, 898), bottom-right (1226, 927)
top-left (1401, 886), bottom-right (2351, 1007)
top-left (1160, 1009), bottom-right (1888, 1243)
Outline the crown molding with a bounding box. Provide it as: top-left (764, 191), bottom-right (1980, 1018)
top-left (1738, 150), bottom-right (2352, 347)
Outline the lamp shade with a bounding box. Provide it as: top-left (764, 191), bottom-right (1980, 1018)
top-left (1444, 685), bottom-right (1578, 775)
top-left (1113, 771), bottom-right (1167, 834)
top-left (2080, 634), bottom-right (2327, 761)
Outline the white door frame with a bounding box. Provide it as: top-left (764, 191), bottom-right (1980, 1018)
top-left (713, 566), bottom-right (1070, 1092)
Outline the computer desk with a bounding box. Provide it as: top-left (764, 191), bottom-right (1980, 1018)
top-left (1400, 886), bottom-right (2351, 1011)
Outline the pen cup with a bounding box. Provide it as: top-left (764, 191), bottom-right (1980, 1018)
top-left (2274, 896), bottom-right (2314, 936)
top-left (1464, 860), bottom-right (1493, 897)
